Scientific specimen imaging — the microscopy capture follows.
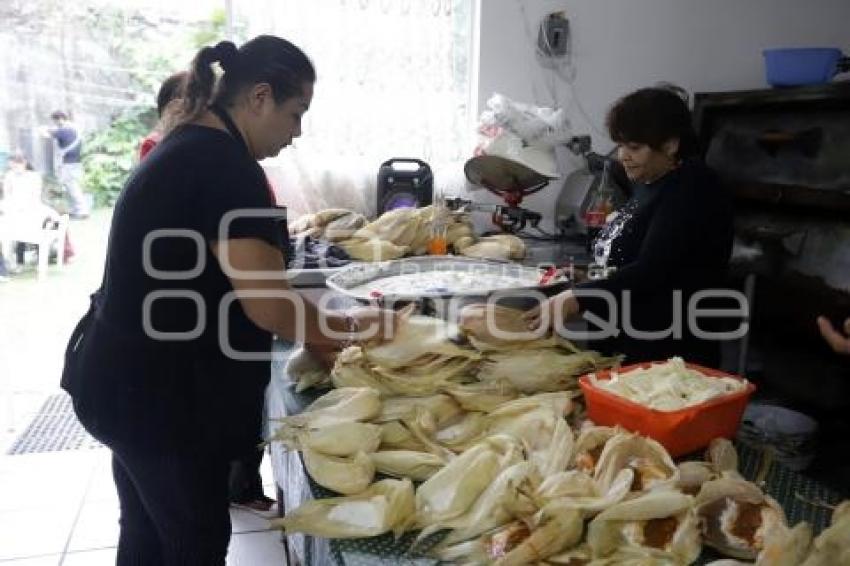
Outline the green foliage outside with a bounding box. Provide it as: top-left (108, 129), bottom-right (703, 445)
top-left (81, 7), bottom-right (237, 208)
top-left (82, 107), bottom-right (155, 207)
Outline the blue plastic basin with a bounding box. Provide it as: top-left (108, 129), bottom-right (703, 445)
top-left (763, 47), bottom-right (844, 87)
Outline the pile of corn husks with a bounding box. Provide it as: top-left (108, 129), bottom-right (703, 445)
top-left (288, 206), bottom-right (527, 262)
top-left (271, 306), bottom-right (849, 565)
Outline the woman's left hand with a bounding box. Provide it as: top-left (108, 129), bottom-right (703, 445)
top-left (522, 290), bottom-right (581, 331)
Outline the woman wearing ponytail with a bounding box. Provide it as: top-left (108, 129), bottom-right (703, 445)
top-left (60, 36), bottom-right (396, 565)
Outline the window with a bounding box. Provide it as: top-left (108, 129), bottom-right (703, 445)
top-left (237, 0), bottom-right (475, 217)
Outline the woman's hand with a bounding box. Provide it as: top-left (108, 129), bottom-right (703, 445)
top-left (817, 316), bottom-right (850, 355)
top-left (305, 342), bottom-right (339, 370)
top-left (345, 306), bottom-right (403, 345)
top-left (522, 290), bottom-right (581, 331)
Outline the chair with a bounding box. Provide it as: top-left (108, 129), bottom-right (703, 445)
top-left (0, 213), bottom-right (69, 280)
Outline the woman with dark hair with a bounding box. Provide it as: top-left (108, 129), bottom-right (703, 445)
top-left (61, 36), bottom-right (396, 565)
top-left (526, 86), bottom-right (734, 367)
top-left (138, 71), bottom-right (187, 160)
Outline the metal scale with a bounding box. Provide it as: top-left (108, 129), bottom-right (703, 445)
top-left (448, 135), bottom-right (618, 237)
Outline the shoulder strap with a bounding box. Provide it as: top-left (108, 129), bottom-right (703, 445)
top-left (209, 104), bottom-right (248, 155)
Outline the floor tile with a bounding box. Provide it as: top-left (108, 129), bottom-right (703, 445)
top-left (81, 458), bottom-right (117, 505)
top-left (0, 554), bottom-right (60, 565)
top-left (66, 502), bottom-right (119, 552)
top-left (60, 547), bottom-right (116, 566)
top-left (226, 531), bottom-right (286, 566)
top-left (0, 506), bottom-right (78, 561)
top-left (0, 452), bottom-right (96, 513)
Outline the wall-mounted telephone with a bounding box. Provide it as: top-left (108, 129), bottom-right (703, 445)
top-left (537, 11), bottom-right (569, 58)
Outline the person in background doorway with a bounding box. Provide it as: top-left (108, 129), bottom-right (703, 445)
top-left (44, 110), bottom-right (90, 218)
top-left (139, 71), bottom-right (187, 160)
top-left (817, 316), bottom-right (850, 355)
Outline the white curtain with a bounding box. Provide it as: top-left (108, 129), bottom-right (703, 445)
top-left (239, 0), bottom-right (475, 219)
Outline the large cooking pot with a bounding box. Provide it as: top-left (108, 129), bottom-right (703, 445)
top-left (324, 256), bottom-right (568, 320)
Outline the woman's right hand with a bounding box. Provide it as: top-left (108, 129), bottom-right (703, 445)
top-left (522, 290), bottom-right (581, 332)
top-left (345, 306), bottom-right (403, 345)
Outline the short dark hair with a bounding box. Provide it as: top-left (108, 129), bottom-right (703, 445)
top-left (606, 87), bottom-right (699, 159)
top-left (156, 71), bottom-right (187, 117)
top-left (50, 110), bottom-right (68, 121)
top-left (172, 35), bottom-right (315, 131)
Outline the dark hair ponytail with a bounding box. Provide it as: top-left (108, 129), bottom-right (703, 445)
top-left (168, 36), bottom-right (315, 134)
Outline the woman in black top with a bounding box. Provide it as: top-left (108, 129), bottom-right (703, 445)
top-left (527, 87), bottom-right (734, 367)
top-left (61, 36), bottom-right (394, 565)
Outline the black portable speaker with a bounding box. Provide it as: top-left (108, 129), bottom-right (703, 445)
top-left (376, 158), bottom-right (433, 214)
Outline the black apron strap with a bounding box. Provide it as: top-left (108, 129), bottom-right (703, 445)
top-left (209, 104), bottom-right (249, 154)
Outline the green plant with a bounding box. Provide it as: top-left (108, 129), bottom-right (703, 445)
top-left (82, 106), bottom-right (155, 207)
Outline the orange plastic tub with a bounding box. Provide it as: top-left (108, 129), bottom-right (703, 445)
top-left (579, 362), bottom-right (756, 458)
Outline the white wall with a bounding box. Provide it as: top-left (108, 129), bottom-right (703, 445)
top-left (472, 0), bottom-right (850, 229)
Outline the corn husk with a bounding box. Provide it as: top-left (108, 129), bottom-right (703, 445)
top-left (285, 345), bottom-right (331, 392)
top-left (756, 522), bottom-right (813, 566)
top-left (402, 407), bottom-right (458, 462)
top-left (538, 470), bottom-right (598, 500)
top-left (378, 421), bottom-right (428, 451)
top-left (433, 462), bottom-right (537, 546)
top-left (477, 348), bottom-right (616, 394)
top-left (676, 461), bottom-right (716, 495)
top-left (458, 303), bottom-right (571, 351)
top-left (364, 315), bottom-right (480, 369)
top-left (302, 447), bottom-right (375, 495)
top-left (338, 236), bottom-right (409, 261)
top-left (452, 235), bottom-right (475, 252)
top-left (370, 450), bottom-right (445, 481)
top-left (323, 211), bottom-right (367, 241)
top-left (370, 357), bottom-right (478, 396)
top-left (571, 426), bottom-right (618, 474)
top-left (415, 435), bottom-right (523, 527)
top-left (376, 394), bottom-right (462, 427)
top-left (832, 500), bottom-right (850, 524)
top-left (271, 479), bottom-right (415, 538)
top-left (443, 381), bottom-right (520, 413)
top-left (489, 406), bottom-right (560, 455)
top-left (539, 468), bottom-right (634, 517)
top-left (587, 490), bottom-right (700, 564)
top-left (586, 545), bottom-right (683, 565)
top-left (330, 347), bottom-right (390, 393)
top-left (593, 433), bottom-right (678, 494)
top-left (696, 477), bottom-right (788, 560)
top-left (800, 502), bottom-right (850, 566)
top-left (545, 544), bottom-right (593, 564)
top-left (533, 416), bottom-right (575, 477)
top-left (706, 437), bottom-right (739, 474)
top-left (497, 506), bottom-right (583, 566)
top-left (277, 387), bottom-right (381, 429)
top-left (436, 505), bottom-right (583, 565)
top-left (434, 412), bottom-right (489, 452)
top-left (273, 421), bottom-right (382, 457)
top-left (459, 234), bottom-right (526, 261)
top-left (487, 391), bottom-right (574, 420)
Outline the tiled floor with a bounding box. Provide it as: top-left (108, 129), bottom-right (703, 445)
top-left (0, 446), bottom-right (287, 565)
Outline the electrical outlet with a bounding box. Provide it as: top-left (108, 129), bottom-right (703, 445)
top-left (537, 11), bottom-right (569, 58)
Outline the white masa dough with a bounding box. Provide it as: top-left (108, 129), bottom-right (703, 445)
top-left (350, 270), bottom-right (540, 296)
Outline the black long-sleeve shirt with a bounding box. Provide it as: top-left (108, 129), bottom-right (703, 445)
top-left (576, 158), bottom-right (734, 366)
